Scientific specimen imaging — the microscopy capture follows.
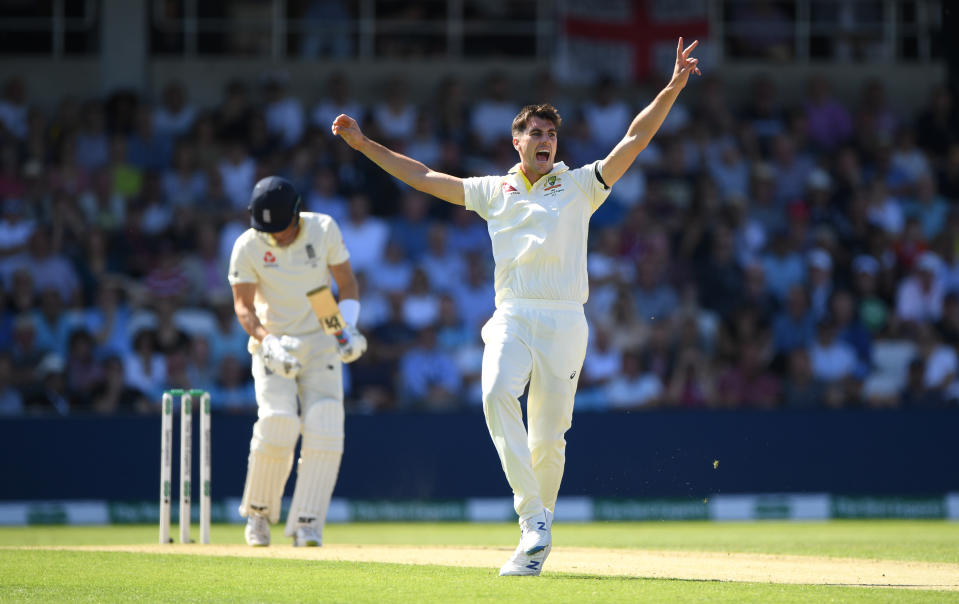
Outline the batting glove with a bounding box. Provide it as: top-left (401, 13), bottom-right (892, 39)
top-left (336, 324), bottom-right (367, 364)
top-left (261, 334), bottom-right (302, 378)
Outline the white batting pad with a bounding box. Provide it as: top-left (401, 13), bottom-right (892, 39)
top-left (284, 400), bottom-right (344, 537)
top-left (238, 413), bottom-right (302, 524)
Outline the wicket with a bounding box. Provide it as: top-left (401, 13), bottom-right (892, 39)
top-left (160, 389), bottom-right (211, 544)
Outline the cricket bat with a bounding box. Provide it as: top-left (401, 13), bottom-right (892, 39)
top-left (306, 285), bottom-right (347, 336)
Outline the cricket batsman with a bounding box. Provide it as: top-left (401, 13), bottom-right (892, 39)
top-left (333, 38), bottom-right (700, 575)
top-left (229, 176), bottom-right (366, 546)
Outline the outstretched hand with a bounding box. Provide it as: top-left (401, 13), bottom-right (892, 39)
top-left (671, 37), bottom-right (701, 89)
top-left (331, 114), bottom-right (364, 150)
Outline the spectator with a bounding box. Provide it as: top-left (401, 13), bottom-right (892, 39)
top-left (209, 355), bottom-right (255, 413)
top-left (804, 75), bottom-right (853, 151)
top-left (311, 72), bottom-right (365, 135)
top-left (24, 353), bottom-right (70, 415)
top-left (665, 347), bottom-right (715, 409)
top-left (741, 74), bottom-right (785, 144)
top-left (0, 198), bottom-right (35, 258)
top-left (770, 134), bottom-right (815, 204)
top-left (214, 80), bottom-right (253, 143)
top-left (107, 134), bottom-right (143, 198)
top-left (453, 259), bottom-right (495, 333)
top-left (64, 329), bottom-right (104, 409)
top-left (354, 271), bottom-right (390, 330)
top-left (218, 140), bottom-right (257, 210)
top-left (809, 319), bottom-right (859, 384)
top-left (807, 248), bottom-right (834, 320)
top-left (399, 326), bottom-right (462, 411)
top-left (895, 251), bottom-right (945, 324)
top-left (446, 205), bottom-right (489, 256)
top-left (2, 229), bottom-right (80, 305)
top-left (401, 268), bottom-right (439, 330)
top-left (371, 76), bottom-right (418, 145)
top-left (469, 72), bottom-right (518, 151)
top-left (578, 326), bottom-right (623, 409)
top-left (864, 179), bottom-right (904, 237)
top-left (899, 357), bottom-right (943, 408)
top-left (419, 224), bottom-right (466, 293)
top-left (914, 323), bottom-right (957, 400)
top-left (831, 289), bottom-right (872, 371)
top-left (208, 295), bottom-right (250, 365)
top-left (695, 225), bottom-right (745, 321)
top-left (127, 106), bottom-right (173, 172)
top-left (153, 81), bottom-right (197, 140)
top-left (389, 190), bottom-right (433, 261)
top-left (262, 72), bottom-right (305, 148)
top-left (0, 352), bottom-right (24, 415)
top-left (632, 256), bottom-right (678, 323)
top-left (605, 350), bottom-right (663, 411)
top-left (716, 340), bottom-right (780, 409)
top-left (0, 76), bottom-right (28, 139)
top-left (581, 76), bottom-right (633, 150)
top-left (339, 192), bottom-right (389, 274)
top-left (73, 103), bottom-right (111, 171)
top-left (935, 292), bottom-right (959, 347)
top-left (707, 140), bottom-right (750, 202)
top-left (739, 260), bottom-right (778, 324)
top-left (89, 355), bottom-right (150, 414)
top-left (781, 349), bottom-right (827, 409)
top-left (903, 171), bottom-right (948, 241)
top-left (851, 254), bottom-right (889, 334)
top-left (747, 162), bottom-right (787, 237)
top-left (772, 285), bottom-right (816, 356)
top-left (402, 112), bottom-right (442, 168)
top-left (761, 233), bottom-right (805, 303)
top-left (163, 141), bottom-right (207, 208)
top-left (123, 329), bottom-right (167, 403)
top-left (304, 165), bottom-right (347, 223)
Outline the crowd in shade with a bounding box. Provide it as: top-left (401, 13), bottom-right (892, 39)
top-left (1, 68), bottom-right (958, 416)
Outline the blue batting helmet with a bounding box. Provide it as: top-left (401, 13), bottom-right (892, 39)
top-left (248, 176), bottom-right (301, 233)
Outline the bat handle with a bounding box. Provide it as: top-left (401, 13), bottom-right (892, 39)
top-left (334, 330), bottom-right (348, 346)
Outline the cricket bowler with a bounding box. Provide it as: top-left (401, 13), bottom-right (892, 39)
top-left (229, 176), bottom-right (366, 547)
top-left (332, 38), bottom-right (700, 574)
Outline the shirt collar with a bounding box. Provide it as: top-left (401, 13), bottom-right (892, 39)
top-left (507, 161), bottom-right (569, 176)
top-left (508, 161), bottom-right (569, 191)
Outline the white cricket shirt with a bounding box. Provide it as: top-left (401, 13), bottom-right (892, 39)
top-left (228, 212), bottom-right (350, 336)
top-left (463, 161), bottom-right (611, 306)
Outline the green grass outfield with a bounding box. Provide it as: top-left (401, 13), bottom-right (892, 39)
top-left (2, 521), bottom-right (958, 603)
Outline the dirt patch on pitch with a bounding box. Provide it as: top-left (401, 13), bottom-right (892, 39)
top-left (27, 543), bottom-right (959, 591)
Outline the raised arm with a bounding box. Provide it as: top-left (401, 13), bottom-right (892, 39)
top-left (600, 38), bottom-right (701, 187)
top-left (332, 114), bottom-right (465, 206)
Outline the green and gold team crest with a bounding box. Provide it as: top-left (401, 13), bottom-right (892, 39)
top-left (548, 176), bottom-right (557, 186)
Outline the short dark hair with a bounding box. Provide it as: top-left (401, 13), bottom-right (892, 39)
top-left (511, 104), bottom-right (562, 136)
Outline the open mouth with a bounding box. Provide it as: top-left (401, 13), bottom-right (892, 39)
top-left (535, 149), bottom-right (550, 161)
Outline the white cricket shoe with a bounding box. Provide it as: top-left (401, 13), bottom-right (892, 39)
top-left (499, 543), bottom-right (551, 576)
top-left (518, 509), bottom-right (552, 555)
top-left (293, 525), bottom-right (321, 547)
top-left (245, 514), bottom-right (270, 547)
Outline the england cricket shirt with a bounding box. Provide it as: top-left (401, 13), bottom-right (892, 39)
top-left (228, 212), bottom-right (350, 336)
top-left (463, 161), bottom-right (611, 306)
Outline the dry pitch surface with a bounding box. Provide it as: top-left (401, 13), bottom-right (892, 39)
top-left (31, 543), bottom-right (959, 591)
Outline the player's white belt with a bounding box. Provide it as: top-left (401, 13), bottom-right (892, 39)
top-left (497, 298), bottom-right (583, 311)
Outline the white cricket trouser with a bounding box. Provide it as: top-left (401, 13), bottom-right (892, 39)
top-left (480, 299), bottom-right (589, 520)
top-left (239, 330), bottom-right (344, 527)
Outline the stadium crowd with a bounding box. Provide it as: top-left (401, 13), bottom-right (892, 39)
top-left (1, 68), bottom-right (958, 415)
